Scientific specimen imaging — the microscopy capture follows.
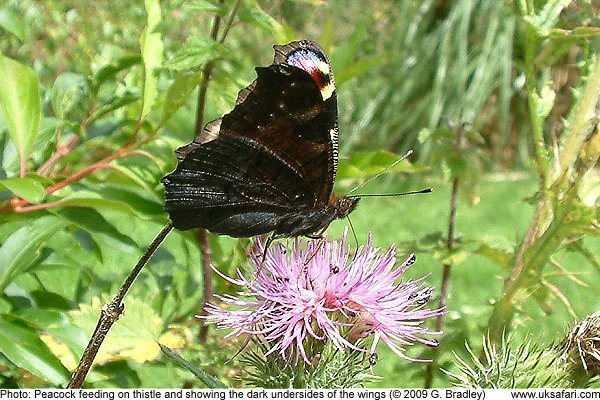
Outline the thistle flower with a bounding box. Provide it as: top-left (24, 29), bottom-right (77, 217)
top-left (204, 231), bottom-right (443, 365)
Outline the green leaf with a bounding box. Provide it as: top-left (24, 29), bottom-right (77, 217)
top-left (0, 315), bottom-right (70, 386)
top-left (238, 2), bottom-right (285, 41)
top-left (548, 26), bottom-right (600, 39)
top-left (51, 208), bottom-right (138, 255)
top-left (0, 176), bottom-right (45, 203)
top-left (71, 296), bottom-right (166, 364)
top-left (159, 343), bottom-right (227, 388)
top-left (0, 54), bottom-right (41, 173)
top-left (15, 308), bottom-right (88, 356)
top-left (535, 84), bottom-right (556, 120)
top-left (337, 150), bottom-right (425, 181)
top-left (59, 188), bottom-right (163, 217)
top-left (0, 8), bottom-right (26, 41)
top-left (140, 0), bottom-right (164, 118)
top-left (330, 19), bottom-right (379, 86)
top-left (475, 236), bottom-right (515, 271)
top-left (93, 55), bottom-right (141, 89)
top-left (160, 71), bottom-right (204, 126)
top-left (523, 0), bottom-right (572, 36)
top-left (50, 72), bottom-right (92, 121)
top-left (186, 0), bottom-right (228, 15)
top-left (88, 92), bottom-right (141, 123)
top-left (163, 37), bottom-right (227, 71)
top-left (0, 216), bottom-right (65, 292)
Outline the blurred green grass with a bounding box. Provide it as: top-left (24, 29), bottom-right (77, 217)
top-left (328, 173), bottom-right (600, 387)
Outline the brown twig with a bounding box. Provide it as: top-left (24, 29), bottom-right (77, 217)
top-left (37, 136), bottom-right (81, 176)
top-left (3, 124), bottom-right (156, 214)
top-left (67, 223), bottom-right (174, 388)
top-left (424, 124), bottom-right (464, 388)
top-left (195, 0), bottom-right (240, 344)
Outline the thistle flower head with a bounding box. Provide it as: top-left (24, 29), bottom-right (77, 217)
top-left (204, 231), bottom-right (443, 365)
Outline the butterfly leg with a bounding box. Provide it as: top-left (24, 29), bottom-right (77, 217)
top-left (255, 233), bottom-right (276, 278)
top-left (296, 236), bottom-right (325, 284)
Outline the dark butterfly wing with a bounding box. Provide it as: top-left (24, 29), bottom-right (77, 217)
top-left (162, 41), bottom-right (339, 236)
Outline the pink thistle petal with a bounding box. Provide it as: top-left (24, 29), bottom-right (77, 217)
top-left (202, 230), bottom-right (444, 365)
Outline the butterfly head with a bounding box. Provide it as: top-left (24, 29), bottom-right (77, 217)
top-left (331, 194), bottom-right (360, 219)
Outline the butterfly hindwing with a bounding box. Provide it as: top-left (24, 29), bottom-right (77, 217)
top-left (162, 40), bottom-right (356, 237)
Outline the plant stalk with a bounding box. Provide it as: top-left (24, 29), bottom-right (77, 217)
top-left (424, 124), bottom-right (463, 388)
top-left (67, 223), bottom-right (173, 388)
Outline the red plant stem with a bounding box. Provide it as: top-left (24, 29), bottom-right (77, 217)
top-left (37, 136), bottom-right (80, 176)
top-left (44, 161), bottom-right (111, 195)
top-left (13, 200), bottom-right (79, 213)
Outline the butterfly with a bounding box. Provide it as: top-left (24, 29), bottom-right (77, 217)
top-left (162, 40), bottom-right (359, 239)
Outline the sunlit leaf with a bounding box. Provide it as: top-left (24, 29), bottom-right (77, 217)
top-left (238, 2), bottom-right (286, 41)
top-left (163, 37), bottom-right (227, 71)
top-left (59, 188), bottom-right (163, 217)
top-left (0, 176), bottom-right (45, 203)
top-left (0, 8), bottom-right (26, 41)
top-left (70, 296), bottom-right (165, 364)
top-left (51, 208), bottom-right (139, 256)
top-left (535, 84), bottom-right (556, 120)
top-left (186, 0), bottom-right (228, 15)
top-left (51, 72), bottom-right (92, 121)
top-left (160, 71), bottom-right (204, 127)
top-left (548, 26), bottom-right (600, 39)
top-left (140, 0), bottom-right (164, 117)
top-left (337, 150), bottom-right (425, 181)
top-left (0, 315), bottom-right (70, 386)
top-left (93, 55), bottom-right (141, 89)
top-left (523, 0), bottom-right (573, 36)
top-left (0, 54), bottom-right (41, 174)
top-left (88, 92), bottom-right (141, 123)
top-left (0, 216), bottom-right (65, 292)
top-left (18, 307), bottom-right (89, 372)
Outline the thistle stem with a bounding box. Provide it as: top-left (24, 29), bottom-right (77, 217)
top-left (67, 223), bottom-right (173, 388)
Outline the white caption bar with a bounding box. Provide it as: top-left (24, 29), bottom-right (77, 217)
top-left (1, 389), bottom-right (600, 400)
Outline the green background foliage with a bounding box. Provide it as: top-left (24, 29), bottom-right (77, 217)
top-left (0, 0), bottom-right (599, 388)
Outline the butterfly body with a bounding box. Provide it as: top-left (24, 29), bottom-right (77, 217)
top-left (162, 40), bottom-right (359, 238)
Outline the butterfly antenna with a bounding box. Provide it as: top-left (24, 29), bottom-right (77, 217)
top-left (349, 187), bottom-right (433, 198)
top-left (346, 150), bottom-right (414, 195)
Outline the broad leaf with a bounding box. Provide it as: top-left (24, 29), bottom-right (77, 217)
top-left (0, 216), bottom-right (65, 292)
top-left (71, 296), bottom-right (165, 364)
top-left (0, 314), bottom-right (70, 386)
top-left (0, 8), bottom-right (26, 41)
top-left (0, 176), bottom-right (45, 203)
top-left (50, 72), bottom-right (91, 121)
top-left (186, 0), bottom-right (228, 16)
top-left (0, 54), bottom-right (41, 175)
top-left (337, 150), bottom-right (426, 181)
top-left (51, 208), bottom-right (138, 257)
top-left (59, 188), bottom-right (163, 217)
top-left (163, 37), bottom-right (227, 71)
top-left (93, 54), bottom-right (141, 90)
top-left (140, 0), bottom-right (164, 117)
top-left (15, 308), bottom-right (88, 358)
top-left (160, 71), bottom-right (204, 127)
